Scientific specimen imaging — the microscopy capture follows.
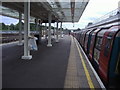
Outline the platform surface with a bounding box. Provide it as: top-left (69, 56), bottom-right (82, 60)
top-left (2, 35), bottom-right (103, 89)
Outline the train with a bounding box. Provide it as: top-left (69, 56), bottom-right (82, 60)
top-left (71, 25), bottom-right (120, 88)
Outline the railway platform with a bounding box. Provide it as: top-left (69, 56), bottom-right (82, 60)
top-left (2, 35), bottom-right (104, 89)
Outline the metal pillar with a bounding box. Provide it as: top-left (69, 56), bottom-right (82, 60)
top-left (56, 21), bottom-right (59, 42)
top-left (0, 2), bottom-right (2, 89)
top-left (43, 23), bottom-right (45, 38)
top-left (60, 22), bottom-right (63, 38)
top-left (18, 12), bottom-right (23, 45)
top-left (36, 18), bottom-right (38, 31)
top-left (53, 23), bottom-right (55, 38)
top-left (45, 23), bottom-right (47, 39)
top-left (47, 12), bottom-right (52, 47)
top-left (39, 23), bottom-right (42, 43)
top-left (22, 1), bottom-right (32, 60)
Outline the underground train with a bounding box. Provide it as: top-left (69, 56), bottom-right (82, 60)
top-left (71, 25), bottom-right (120, 88)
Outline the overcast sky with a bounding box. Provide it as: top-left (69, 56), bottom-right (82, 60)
top-left (0, 0), bottom-right (120, 29)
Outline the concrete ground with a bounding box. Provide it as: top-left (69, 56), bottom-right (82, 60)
top-left (2, 35), bottom-right (71, 88)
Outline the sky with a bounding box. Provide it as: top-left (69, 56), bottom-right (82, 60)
top-left (0, 0), bottom-right (120, 29)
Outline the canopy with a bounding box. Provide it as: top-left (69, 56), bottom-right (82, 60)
top-left (0, 0), bottom-right (89, 22)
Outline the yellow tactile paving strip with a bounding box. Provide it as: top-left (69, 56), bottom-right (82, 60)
top-left (64, 36), bottom-right (80, 88)
top-left (64, 36), bottom-right (101, 89)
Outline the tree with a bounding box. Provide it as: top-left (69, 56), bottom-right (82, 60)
top-left (1, 23), bottom-right (8, 30)
top-left (10, 24), bottom-right (15, 30)
top-left (14, 23), bottom-right (19, 30)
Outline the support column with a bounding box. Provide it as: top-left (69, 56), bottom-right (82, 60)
top-left (22, 1), bottom-right (32, 60)
top-left (45, 23), bottom-right (47, 39)
top-left (47, 12), bottom-right (52, 47)
top-left (56, 21), bottom-right (59, 42)
top-left (39, 22), bottom-right (42, 43)
top-left (60, 22), bottom-right (63, 38)
top-left (18, 12), bottom-right (23, 45)
top-left (53, 23), bottom-right (56, 38)
top-left (36, 18), bottom-right (38, 31)
top-left (35, 19), bottom-right (39, 45)
top-left (43, 23), bottom-right (46, 38)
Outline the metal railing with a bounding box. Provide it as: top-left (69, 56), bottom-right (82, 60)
top-left (0, 30), bottom-right (40, 34)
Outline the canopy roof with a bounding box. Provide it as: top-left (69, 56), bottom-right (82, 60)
top-left (1, 0), bottom-right (89, 23)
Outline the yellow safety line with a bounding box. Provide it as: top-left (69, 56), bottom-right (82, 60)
top-left (64, 35), bottom-right (80, 88)
top-left (73, 36), bottom-right (95, 89)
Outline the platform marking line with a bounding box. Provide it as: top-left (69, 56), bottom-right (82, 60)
top-left (73, 36), bottom-right (95, 89)
top-left (74, 37), bottom-right (106, 89)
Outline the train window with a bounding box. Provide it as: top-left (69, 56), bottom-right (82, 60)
top-left (104, 37), bottom-right (112, 57)
top-left (90, 36), bottom-right (94, 46)
top-left (108, 31), bottom-right (115, 37)
top-left (95, 36), bottom-right (103, 51)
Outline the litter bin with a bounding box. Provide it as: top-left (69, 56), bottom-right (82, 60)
top-left (34, 34), bottom-right (39, 45)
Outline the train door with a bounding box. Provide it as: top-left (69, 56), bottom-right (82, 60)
top-left (99, 26), bottom-right (120, 85)
top-left (109, 30), bottom-right (120, 87)
top-left (81, 31), bottom-right (86, 47)
top-left (85, 32), bottom-right (90, 53)
top-left (93, 29), bottom-right (107, 71)
top-left (87, 29), bottom-right (96, 55)
top-left (85, 30), bottom-right (93, 54)
top-left (83, 30), bottom-right (90, 49)
top-left (78, 32), bottom-right (81, 42)
top-left (89, 29), bottom-right (100, 61)
top-left (80, 31), bottom-right (84, 45)
top-left (116, 53), bottom-right (120, 77)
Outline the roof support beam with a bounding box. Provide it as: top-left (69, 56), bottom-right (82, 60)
top-left (71, 0), bottom-right (75, 23)
top-left (40, 1), bottom-right (59, 20)
top-left (55, 1), bottom-right (65, 21)
top-left (1, 1), bottom-right (89, 22)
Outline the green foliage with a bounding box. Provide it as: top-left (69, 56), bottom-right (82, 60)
top-left (0, 23), bottom-right (9, 30)
top-left (0, 22), bottom-right (56, 31)
top-left (10, 24), bottom-right (15, 30)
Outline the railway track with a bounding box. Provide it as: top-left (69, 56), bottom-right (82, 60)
top-left (1, 33), bottom-right (24, 44)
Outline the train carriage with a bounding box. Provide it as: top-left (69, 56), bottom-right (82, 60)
top-left (84, 28), bottom-right (96, 54)
top-left (87, 29), bottom-right (97, 55)
top-left (78, 31), bottom-right (82, 43)
top-left (80, 31), bottom-right (84, 45)
top-left (84, 30), bottom-right (92, 53)
top-left (88, 28), bottom-right (101, 61)
top-left (93, 29), bottom-right (108, 71)
top-left (71, 25), bottom-right (120, 88)
top-left (98, 25), bottom-right (120, 86)
top-left (82, 30), bottom-right (90, 50)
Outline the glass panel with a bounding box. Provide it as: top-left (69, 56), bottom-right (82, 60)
top-left (95, 36), bottom-right (103, 51)
top-left (104, 37), bottom-right (112, 57)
